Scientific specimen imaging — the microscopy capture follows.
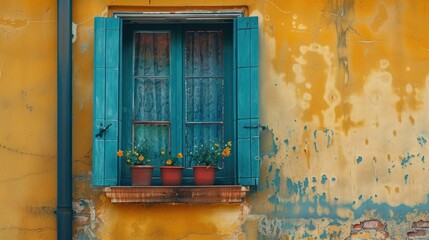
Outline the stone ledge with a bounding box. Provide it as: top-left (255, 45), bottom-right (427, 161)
top-left (104, 185), bottom-right (249, 203)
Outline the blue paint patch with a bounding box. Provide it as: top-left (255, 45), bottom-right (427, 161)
top-left (312, 177), bottom-right (317, 183)
top-left (331, 177), bottom-right (336, 182)
top-left (417, 136), bottom-right (427, 147)
top-left (321, 175), bottom-right (328, 184)
top-left (302, 231), bottom-right (311, 238)
top-left (313, 130), bottom-right (317, 138)
top-left (265, 176), bottom-right (269, 189)
top-left (313, 142), bottom-right (318, 152)
top-left (311, 186), bottom-right (316, 192)
top-left (422, 156), bottom-right (425, 163)
top-left (308, 220), bottom-right (315, 230)
top-left (404, 174), bottom-right (409, 184)
top-left (284, 139), bottom-right (289, 146)
top-left (292, 146), bottom-right (297, 152)
top-left (388, 168), bottom-right (391, 174)
top-left (304, 125), bottom-right (308, 130)
top-left (401, 153), bottom-right (416, 167)
top-left (267, 178), bottom-right (429, 224)
top-left (320, 230), bottom-right (328, 239)
top-left (324, 129), bottom-right (334, 147)
top-left (268, 165), bottom-right (273, 173)
top-left (329, 220), bottom-right (341, 226)
top-left (356, 156), bottom-right (363, 164)
top-left (334, 197), bottom-right (339, 201)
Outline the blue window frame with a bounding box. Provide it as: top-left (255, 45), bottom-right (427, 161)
top-left (92, 16), bottom-right (259, 186)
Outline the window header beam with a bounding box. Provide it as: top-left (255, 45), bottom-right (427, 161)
top-left (113, 10), bottom-right (244, 23)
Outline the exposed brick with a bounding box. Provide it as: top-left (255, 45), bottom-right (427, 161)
top-left (412, 220), bottom-right (429, 229)
top-left (353, 224), bottom-right (362, 230)
top-left (407, 230), bottom-right (427, 239)
top-left (362, 220), bottom-right (384, 230)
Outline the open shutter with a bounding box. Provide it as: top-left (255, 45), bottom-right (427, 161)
top-left (234, 17), bottom-right (260, 186)
top-left (92, 17), bottom-right (122, 186)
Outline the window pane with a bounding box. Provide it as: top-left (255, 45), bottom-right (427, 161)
top-left (134, 78), bottom-right (170, 121)
top-left (134, 32), bottom-right (170, 76)
top-left (133, 32), bottom-right (171, 158)
top-left (186, 124), bottom-right (223, 164)
top-left (185, 30), bottom-right (224, 157)
top-left (186, 77), bottom-right (223, 122)
top-left (134, 124), bottom-right (170, 161)
top-left (185, 31), bottom-right (223, 76)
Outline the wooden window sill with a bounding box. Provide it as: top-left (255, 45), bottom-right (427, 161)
top-left (104, 185), bottom-right (249, 203)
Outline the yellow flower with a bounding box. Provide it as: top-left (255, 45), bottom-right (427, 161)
top-left (134, 151), bottom-right (138, 156)
top-left (214, 143), bottom-right (219, 147)
top-left (138, 155), bottom-right (144, 162)
top-left (177, 152), bottom-right (183, 158)
top-left (126, 152), bottom-right (131, 157)
top-left (127, 159), bottom-right (131, 163)
top-left (166, 159), bottom-right (173, 165)
top-left (227, 141), bottom-right (232, 146)
top-left (161, 150), bottom-right (165, 155)
top-left (222, 147), bottom-right (231, 157)
top-left (116, 150), bottom-right (123, 157)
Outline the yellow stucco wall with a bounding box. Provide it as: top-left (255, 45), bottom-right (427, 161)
top-left (2, 0), bottom-right (429, 239)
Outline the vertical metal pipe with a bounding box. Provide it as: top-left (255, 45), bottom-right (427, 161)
top-left (57, 0), bottom-right (72, 239)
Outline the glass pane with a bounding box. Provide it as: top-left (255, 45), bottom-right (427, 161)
top-left (134, 124), bottom-right (170, 163)
top-left (185, 30), bottom-right (225, 159)
top-left (134, 78), bottom-right (170, 121)
top-left (186, 124), bottom-right (223, 164)
top-left (186, 77), bottom-right (223, 122)
top-left (134, 32), bottom-right (170, 76)
top-left (185, 31), bottom-right (223, 76)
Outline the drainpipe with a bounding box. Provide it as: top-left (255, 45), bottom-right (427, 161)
top-left (57, 0), bottom-right (72, 239)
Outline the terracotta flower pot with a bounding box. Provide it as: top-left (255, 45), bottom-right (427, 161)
top-left (130, 165), bottom-right (155, 186)
top-left (193, 166), bottom-right (218, 185)
top-left (160, 166), bottom-right (184, 186)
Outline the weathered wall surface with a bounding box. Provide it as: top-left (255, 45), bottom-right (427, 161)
top-left (1, 0), bottom-right (429, 239)
top-left (0, 1), bottom-right (57, 239)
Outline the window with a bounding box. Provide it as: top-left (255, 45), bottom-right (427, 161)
top-left (92, 15), bottom-right (259, 187)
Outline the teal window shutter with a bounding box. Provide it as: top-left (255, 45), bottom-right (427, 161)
top-left (92, 17), bottom-right (122, 186)
top-left (234, 17), bottom-right (260, 186)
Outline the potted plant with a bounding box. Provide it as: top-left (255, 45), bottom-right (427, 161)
top-left (159, 150), bottom-right (184, 186)
top-left (190, 140), bottom-right (232, 185)
top-left (117, 141), bottom-right (154, 186)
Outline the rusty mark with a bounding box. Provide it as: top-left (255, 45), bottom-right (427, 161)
top-left (330, 0), bottom-right (355, 80)
top-left (385, 186), bottom-right (391, 194)
top-left (409, 115), bottom-right (415, 125)
top-left (25, 104), bottom-right (33, 112)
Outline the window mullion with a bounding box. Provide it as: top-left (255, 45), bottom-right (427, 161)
top-left (171, 25), bottom-right (184, 159)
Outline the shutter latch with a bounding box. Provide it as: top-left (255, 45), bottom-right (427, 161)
top-left (95, 123), bottom-right (112, 138)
